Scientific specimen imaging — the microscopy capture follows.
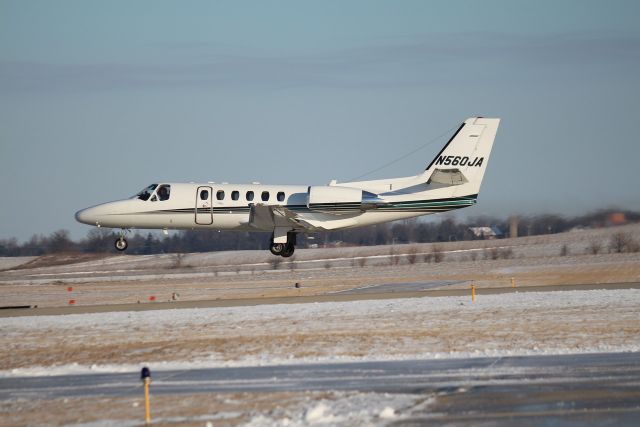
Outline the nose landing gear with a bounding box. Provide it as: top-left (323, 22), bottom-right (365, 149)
top-left (115, 229), bottom-right (129, 252)
top-left (270, 232), bottom-right (296, 257)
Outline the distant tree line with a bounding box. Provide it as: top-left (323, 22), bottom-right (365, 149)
top-left (1, 209), bottom-right (638, 257)
top-left (322, 209), bottom-right (640, 246)
top-left (0, 229), bottom-right (272, 257)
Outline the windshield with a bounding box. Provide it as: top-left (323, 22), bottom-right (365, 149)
top-left (133, 184), bottom-right (158, 201)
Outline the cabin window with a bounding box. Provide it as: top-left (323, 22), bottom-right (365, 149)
top-left (261, 191), bottom-right (270, 202)
top-left (231, 190), bottom-right (239, 201)
top-left (216, 190), bottom-right (225, 200)
top-left (277, 191), bottom-right (285, 202)
top-left (246, 191), bottom-right (254, 201)
top-left (200, 190), bottom-right (209, 200)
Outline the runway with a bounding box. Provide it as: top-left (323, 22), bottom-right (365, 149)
top-left (3, 352), bottom-right (639, 425)
top-left (331, 280), bottom-right (462, 294)
top-left (2, 281), bottom-right (639, 317)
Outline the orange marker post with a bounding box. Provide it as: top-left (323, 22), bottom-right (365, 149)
top-left (471, 283), bottom-right (476, 303)
top-left (141, 367), bottom-right (151, 424)
top-left (511, 277), bottom-right (516, 288)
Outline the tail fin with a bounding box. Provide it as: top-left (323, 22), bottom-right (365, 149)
top-left (423, 117), bottom-right (500, 194)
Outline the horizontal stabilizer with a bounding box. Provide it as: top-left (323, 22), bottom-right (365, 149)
top-left (427, 168), bottom-right (468, 186)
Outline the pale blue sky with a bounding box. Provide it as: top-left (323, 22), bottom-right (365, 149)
top-left (1, 1), bottom-right (639, 240)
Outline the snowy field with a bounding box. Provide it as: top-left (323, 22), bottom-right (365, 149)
top-left (1, 224), bottom-right (639, 308)
top-left (1, 390), bottom-right (428, 427)
top-left (0, 256), bottom-right (36, 271)
top-left (3, 223), bottom-right (639, 277)
top-left (2, 289), bottom-right (639, 426)
top-left (2, 227), bottom-right (640, 426)
top-left (2, 289), bottom-right (639, 377)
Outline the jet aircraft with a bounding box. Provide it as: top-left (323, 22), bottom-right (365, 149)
top-left (75, 117), bottom-right (500, 257)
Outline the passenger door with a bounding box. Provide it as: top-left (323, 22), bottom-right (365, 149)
top-left (195, 186), bottom-right (213, 225)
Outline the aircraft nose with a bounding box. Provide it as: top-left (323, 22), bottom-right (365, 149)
top-left (75, 207), bottom-right (99, 225)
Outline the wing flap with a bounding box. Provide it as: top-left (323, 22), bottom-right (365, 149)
top-left (272, 206), bottom-right (316, 229)
top-left (248, 204), bottom-right (276, 229)
top-left (249, 204), bottom-right (316, 231)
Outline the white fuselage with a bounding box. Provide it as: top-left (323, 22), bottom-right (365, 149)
top-left (75, 181), bottom-right (472, 233)
top-left (75, 117), bottom-right (500, 253)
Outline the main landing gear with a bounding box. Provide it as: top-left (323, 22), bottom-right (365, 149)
top-left (115, 229), bottom-right (129, 252)
top-left (270, 232), bottom-right (296, 258)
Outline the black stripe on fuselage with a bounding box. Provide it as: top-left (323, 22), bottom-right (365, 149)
top-left (115, 194), bottom-right (477, 216)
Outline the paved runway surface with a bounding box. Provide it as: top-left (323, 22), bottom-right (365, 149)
top-left (333, 280), bottom-right (462, 294)
top-left (3, 352), bottom-right (639, 425)
top-left (3, 282), bottom-right (639, 317)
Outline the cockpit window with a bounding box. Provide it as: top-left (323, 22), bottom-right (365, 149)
top-left (156, 185), bottom-right (171, 201)
top-left (134, 184), bottom-right (158, 201)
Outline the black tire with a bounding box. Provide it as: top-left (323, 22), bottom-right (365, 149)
top-left (281, 244), bottom-right (295, 258)
top-left (270, 243), bottom-right (285, 256)
top-left (115, 238), bottom-right (128, 252)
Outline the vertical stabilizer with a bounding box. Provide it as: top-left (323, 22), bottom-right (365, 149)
top-left (422, 117), bottom-right (500, 195)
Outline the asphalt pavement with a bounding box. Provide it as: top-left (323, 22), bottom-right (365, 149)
top-left (2, 281), bottom-right (639, 317)
top-left (3, 352), bottom-right (639, 425)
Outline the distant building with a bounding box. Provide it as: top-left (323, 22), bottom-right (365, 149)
top-left (569, 226), bottom-right (589, 232)
top-left (469, 226), bottom-right (503, 240)
top-left (608, 212), bottom-right (626, 226)
top-left (509, 216), bottom-right (519, 238)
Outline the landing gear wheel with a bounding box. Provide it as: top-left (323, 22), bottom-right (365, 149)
top-left (270, 243), bottom-right (285, 256)
top-left (115, 238), bottom-right (128, 252)
top-left (281, 244), bottom-right (295, 258)
top-left (269, 231), bottom-right (297, 257)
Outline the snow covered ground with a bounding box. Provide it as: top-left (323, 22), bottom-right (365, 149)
top-left (2, 228), bottom-right (639, 425)
top-left (2, 289), bottom-right (639, 377)
top-left (3, 223), bottom-right (640, 279)
top-left (1, 224), bottom-right (639, 309)
top-left (2, 390), bottom-right (426, 427)
top-left (2, 289), bottom-right (639, 426)
top-left (0, 256), bottom-right (36, 271)
top-left (240, 392), bottom-right (426, 427)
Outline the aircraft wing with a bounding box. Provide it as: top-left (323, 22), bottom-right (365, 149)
top-left (248, 204), bottom-right (315, 230)
top-left (248, 204), bottom-right (276, 229)
top-left (272, 206), bottom-right (317, 229)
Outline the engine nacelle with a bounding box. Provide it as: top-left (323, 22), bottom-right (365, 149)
top-left (307, 186), bottom-right (363, 211)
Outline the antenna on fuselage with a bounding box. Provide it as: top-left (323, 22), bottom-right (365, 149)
top-left (348, 122), bottom-right (459, 181)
